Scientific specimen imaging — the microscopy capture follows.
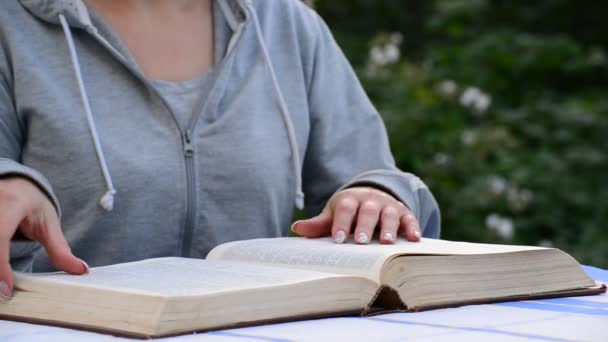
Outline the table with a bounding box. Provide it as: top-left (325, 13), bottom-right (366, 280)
top-left (1, 266), bottom-right (606, 342)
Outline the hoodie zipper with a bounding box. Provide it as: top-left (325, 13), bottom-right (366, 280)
top-left (171, 21), bottom-right (247, 257)
top-left (180, 130), bottom-right (195, 256)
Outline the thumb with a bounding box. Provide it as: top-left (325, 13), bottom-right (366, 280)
top-left (39, 210), bottom-right (88, 275)
top-left (291, 209), bottom-right (332, 238)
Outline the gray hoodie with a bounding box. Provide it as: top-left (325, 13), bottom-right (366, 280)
top-left (2, 0), bottom-right (441, 272)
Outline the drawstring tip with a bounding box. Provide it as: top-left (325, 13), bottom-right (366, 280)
top-left (295, 192), bottom-right (305, 210)
top-left (100, 190), bottom-right (116, 211)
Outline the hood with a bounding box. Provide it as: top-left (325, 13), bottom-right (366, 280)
top-left (18, 0), bottom-right (92, 28)
top-left (18, 0), bottom-right (250, 31)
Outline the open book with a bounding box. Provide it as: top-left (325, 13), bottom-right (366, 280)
top-left (0, 237), bottom-right (605, 338)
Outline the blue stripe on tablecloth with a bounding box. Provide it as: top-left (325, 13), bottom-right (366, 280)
top-left (206, 331), bottom-right (291, 342)
top-left (0, 330), bottom-right (69, 341)
top-left (359, 317), bottom-right (576, 342)
top-left (582, 265), bottom-right (608, 282)
top-left (537, 298), bottom-right (607, 309)
top-left (496, 301), bottom-right (608, 316)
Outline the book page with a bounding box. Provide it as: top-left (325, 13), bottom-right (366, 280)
top-left (207, 237), bottom-right (548, 281)
top-left (207, 238), bottom-right (395, 280)
top-left (14, 257), bottom-right (350, 297)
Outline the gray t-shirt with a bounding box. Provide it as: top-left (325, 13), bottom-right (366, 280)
top-left (149, 71), bottom-right (214, 130)
top-left (147, 1), bottom-right (230, 130)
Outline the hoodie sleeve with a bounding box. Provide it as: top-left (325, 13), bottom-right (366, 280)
top-left (301, 9), bottom-right (440, 238)
top-left (0, 57), bottom-right (59, 266)
top-left (0, 78), bottom-right (61, 216)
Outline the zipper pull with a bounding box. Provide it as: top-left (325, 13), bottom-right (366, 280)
top-left (183, 131), bottom-right (194, 158)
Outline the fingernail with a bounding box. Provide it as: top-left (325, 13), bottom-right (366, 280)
top-left (290, 220), bottom-right (302, 233)
top-left (0, 280), bottom-right (12, 300)
top-left (414, 230), bottom-right (421, 239)
top-left (79, 258), bottom-right (90, 274)
top-left (334, 230), bottom-right (346, 244)
top-left (357, 232), bottom-right (369, 244)
top-left (291, 220), bottom-right (302, 233)
top-left (384, 232), bottom-right (394, 241)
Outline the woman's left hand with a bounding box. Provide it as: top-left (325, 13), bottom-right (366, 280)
top-left (291, 186), bottom-right (421, 244)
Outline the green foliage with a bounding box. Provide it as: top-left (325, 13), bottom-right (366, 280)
top-left (316, 0), bottom-right (608, 267)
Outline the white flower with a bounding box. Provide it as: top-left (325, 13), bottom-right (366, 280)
top-left (390, 32), bottom-right (403, 45)
top-left (460, 86), bottom-right (492, 114)
top-left (369, 46), bottom-right (388, 66)
top-left (495, 219), bottom-right (514, 239)
top-left (521, 189), bottom-right (533, 203)
top-left (485, 213), bottom-right (514, 239)
top-left (539, 240), bottom-right (554, 248)
top-left (472, 93), bottom-right (492, 113)
top-left (368, 38), bottom-right (401, 67)
top-left (485, 214), bottom-right (501, 229)
top-left (487, 175), bottom-right (507, 195)
top-left (507, 188), bottom-right (533, 211)
top-left (438, 80), bottom-right (458, 97)
top-left (383, 44), bottom-right (400, 64)
top-left (460, 87), bottom-right (481, 107)
top-left (460, 129), bottom-right (478, 146)
top-left (433, 152), bottom-right (450, 166)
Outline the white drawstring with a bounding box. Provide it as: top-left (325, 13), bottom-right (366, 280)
top-left (246, 2), bottom-right (306, 210)
top-left (59, 14), bottom-right (116, 211)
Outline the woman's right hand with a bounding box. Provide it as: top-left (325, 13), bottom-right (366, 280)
top-left (0, 177), bottom-right (88, 300)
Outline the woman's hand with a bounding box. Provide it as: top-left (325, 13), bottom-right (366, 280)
top-left (0, 177), bottom-right (88, 300)
top-left (291, 186), bottom-right (421, 244)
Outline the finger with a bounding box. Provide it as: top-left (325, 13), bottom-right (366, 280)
top-left (400, 211), bottom-right (421, 242)
top-left (379, 206), bottom-right (400, 244)
top-left (0, 203), bottom-right (25, 299)
top-left (291, 209), bottom-right (332, 238)
top-left (330, 197), bottom-right (359, 243)
top-left (353, 200), bottom-right (381, 244)
top-left (38, 210), bottom-right (88, 275)
top-left (0, 238), bottom-right (13, 300)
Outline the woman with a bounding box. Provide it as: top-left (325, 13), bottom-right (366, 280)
top-left (0, 0), bottom-right (440, 299)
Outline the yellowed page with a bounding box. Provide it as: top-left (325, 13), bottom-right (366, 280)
top-left (207, 237), bottom-right (548, 281)
top-left (14, 257), bottom-right (352, 297)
